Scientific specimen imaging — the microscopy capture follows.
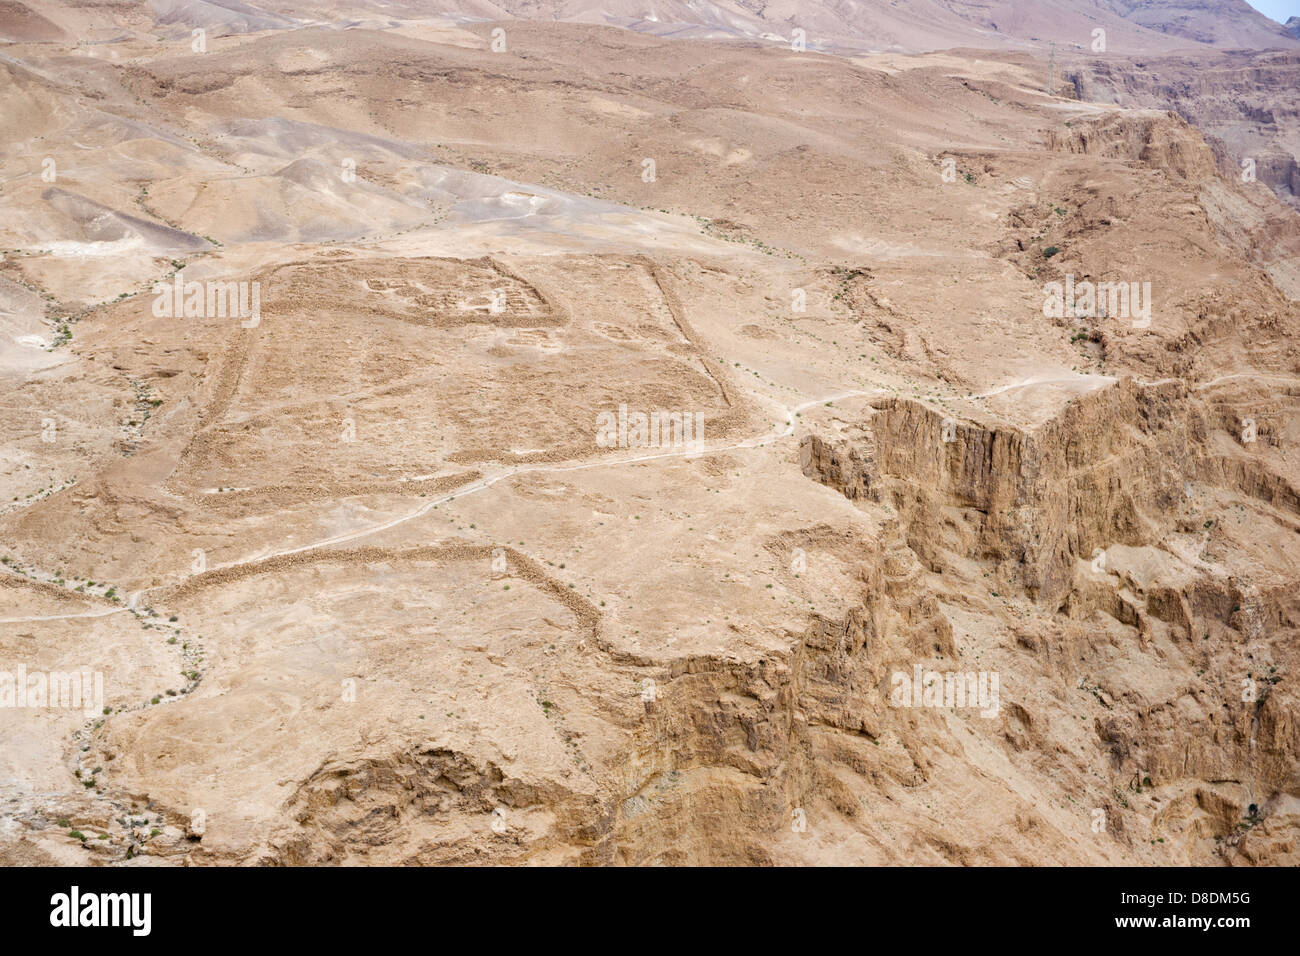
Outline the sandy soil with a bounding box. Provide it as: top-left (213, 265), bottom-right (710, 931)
top-left (0, 4), bottom-right (1297, 866)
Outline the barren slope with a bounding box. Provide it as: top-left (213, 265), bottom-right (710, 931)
top-left (0, 12), bottom-right (1297, 866)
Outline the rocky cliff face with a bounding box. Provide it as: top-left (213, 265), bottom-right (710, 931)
top-left (1067, 52), bottom-right (1300, 212)
top-left (801, 375), bottom-right (1300, 863)
top-left (1, 7), bottom-right (1296, 869)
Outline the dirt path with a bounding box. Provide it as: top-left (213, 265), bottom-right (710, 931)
top-left (9, 272), bottom-right (1300, 627)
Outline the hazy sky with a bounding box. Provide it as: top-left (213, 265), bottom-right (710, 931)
top-left (1245, 0), bottom-right (1299, 23)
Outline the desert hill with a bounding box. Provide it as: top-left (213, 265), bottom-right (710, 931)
top-left (0, 3), bottom-right (1296, 866)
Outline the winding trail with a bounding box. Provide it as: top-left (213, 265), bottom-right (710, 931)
top-left (0, 382), bottom-right (872, 623)
top-left (5, 342), bottom-right (1299, 625)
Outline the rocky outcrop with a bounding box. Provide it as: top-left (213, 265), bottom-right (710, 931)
top-left (796, 377), bottom-right (1300, 863)
top-left (1066, 52), bottom-right (1300, 209)
top-left (1047, 110), bottom-right (1220, 184)
top-left (808, 380), bottom-right (1300, 607)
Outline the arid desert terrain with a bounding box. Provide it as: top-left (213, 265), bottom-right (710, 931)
top-left (1, 0), bottom-right (1299, 866)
